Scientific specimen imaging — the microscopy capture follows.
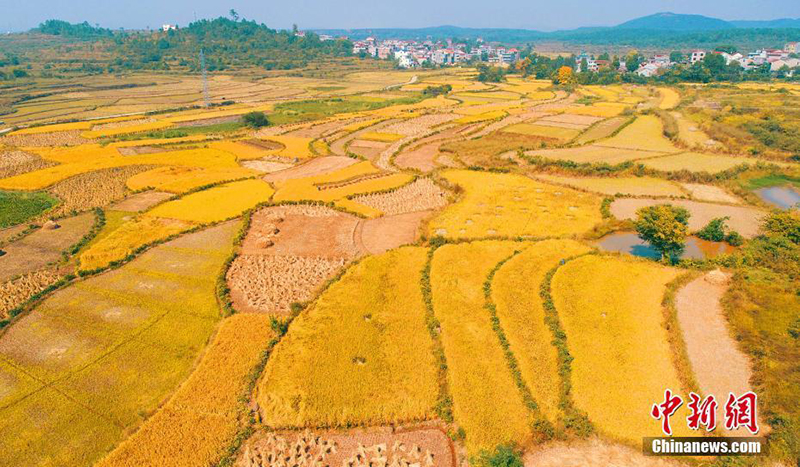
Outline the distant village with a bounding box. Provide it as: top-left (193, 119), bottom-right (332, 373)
top-left (348, 35), bottom-right (800, 77)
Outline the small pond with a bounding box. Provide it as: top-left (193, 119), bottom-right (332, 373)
top-left (754, 185), bottom-right (800, 210)
top-left (597, 232), bottom-right (736, 260)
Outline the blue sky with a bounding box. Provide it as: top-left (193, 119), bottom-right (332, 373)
top-left (1, 0), bottom-right (798, 32)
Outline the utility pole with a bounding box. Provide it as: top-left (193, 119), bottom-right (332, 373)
top-left (200, 49), bottom-right (210, 107)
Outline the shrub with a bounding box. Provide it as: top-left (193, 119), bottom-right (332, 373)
top-left (697, 216), bottom-right (730, 242)
top-left (241, 111), bottom-right (269, 128)
top-left (475, 445), bottom-right (523, 467)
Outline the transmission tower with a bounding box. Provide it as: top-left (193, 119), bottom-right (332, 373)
top-left (200, 49), bottom-right (211, 107)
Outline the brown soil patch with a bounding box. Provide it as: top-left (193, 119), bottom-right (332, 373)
top-left (359, 210), bottom-right (432, 255)
top-left (609, 198), bottom-right (765, 238)
top-left (395, 142), bottom-right (441, 171)
top-left (524, 437), bottom-right (685, 467)
top-left (1, 130), bottom-right (89, 147)
top-left (348, 142), bottom-right (388, 162)
top-left (0, 150), bottom-right (57, 179)
top-left (110, 191), bottom-right (173, 212)
top-left (117, 145), bottom-right (173, 156)
top-left (0, 212), bottom-right (93, 281)
top-left (238, 426), bottom-right (454, 467)
top-left (263, 156), bottom-right (357, 183)
top-left (0, 224), bottom-right (30, 245)
top-left (676, 271), bottom-right (761, 435)
top-left (241, 158), bottom-right (295, 173)
top-left (352, 178), bottom-right (449, 215)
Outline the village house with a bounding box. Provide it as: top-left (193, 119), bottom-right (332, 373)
top-left (690, 50), bottom-right (706, 64)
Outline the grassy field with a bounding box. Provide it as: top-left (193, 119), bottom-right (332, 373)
top-left (0, 223), bottom-right (237, 466)
top-left (257, 247), bottom-right (438, 427)
top-left (431, 241), bottom-right (534, 454)
top-left (551, 255), bottom-right (690, 442)
top-left (429, 170), bottom-right (602, 239)
top-left (491, 240), bottom-right (593, 424)
top-left (0, 190), bottom-right (58, 227)
top-left (96, 313), bottom-right (275, 467)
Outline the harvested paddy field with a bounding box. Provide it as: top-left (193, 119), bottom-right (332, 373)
top-left (1, 130), bottom-right (90, 147)
top-left (359, 210), bottom-right (433, 255)
top-left (429, 170), bottom-right (602, 239)
top-left (431, 241), bottom-right (535, 454)
top-left (679, 182), bottom-right (742, 204)
top-left (351, 178), bottom-right (449, 215)
top-left (109, 191), bottom-right (173, 212)
top-left (96, 313), bottom-right (275, 467)
top-left (638, 152), bottom-right (766, 174)
top-left (46, 165), bottom-right (155, 218)
top-left (609, 198), bottom-right (765, 238)
top-left (262, 156), bottom-right (357, 183)
top-left (671, 112), bottom-right (719, 149)
top-left (238, 427), bottom-right (454, 467)
top-left (533, 174), bottom-right (686, 198)
top-left (0, 269), bottom-right (63, 319)
top-left (0, 150), bottom-right (56, 179)
top-left (675, 271), bottom-right (757, 434)
top-left (524, 437), bottom-right (684, 467)
top-left (257, 247), bottom-right (438, 427)
top-left (228, 205), bottom-right (360, 315)
top-left (0, 212), bottom-right (94, 281)
top-left (127, 166), bottom-right (257, 194)
top-left (525, 145), bottom-right (664, 165)
top-left (0, 223), bottom-right (237, 467)
top-left (552, 255), bottom-right (690, 442)
top-left (240, 158), bottom-right (295, 173)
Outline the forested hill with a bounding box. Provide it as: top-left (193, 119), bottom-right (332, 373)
top-left (11, 17), bottom-right (353, 73)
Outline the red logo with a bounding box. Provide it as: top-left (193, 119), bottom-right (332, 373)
top-left (651, 390), bottom-right (759, 435)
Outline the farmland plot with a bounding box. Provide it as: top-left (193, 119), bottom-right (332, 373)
top-left (257, 247), bottom-right (438, 427)
top-left (551, 255), bottom-right (691, 442)
top-left (429, 170), bottom-right (602, 239)
top-left (431, 241), bottom-right (534, 454)
top-left (0, 223), bottom-right (237, 467)
top-left (532, 174), bottom-right (686, 198)
top-left (595, 115), bottom-right (681, 153)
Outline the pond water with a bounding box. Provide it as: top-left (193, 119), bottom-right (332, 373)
top-left (755, 185), bottom-right (800, 210)
top-left (597, 232), bottom-right (736, 260)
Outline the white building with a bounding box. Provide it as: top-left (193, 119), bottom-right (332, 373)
top-left (161, 24), bottom-right (177, 32)
top-left (690, 50), bottom-right (706, 64)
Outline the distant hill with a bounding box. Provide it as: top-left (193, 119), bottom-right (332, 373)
top-left (615, 12), bottom-right (734, 31)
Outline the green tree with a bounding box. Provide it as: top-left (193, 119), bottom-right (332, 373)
top-left (762, 211), bottom-right (800, 244)
top-left (634, 204), bottom-right (690, 262)
top-left (241, 111), bottom-right (269, 128)
top-left (669, 51), bottom-right (685, 63)
top-left (475, 445), bottom-right (523, 467)
top-left (697, 217), bottom-right (730, 242)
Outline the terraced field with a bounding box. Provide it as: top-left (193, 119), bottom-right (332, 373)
top-left (0, 222), bottom-right (237, 466)
top-left (1, 71), bottom-right (797, 467)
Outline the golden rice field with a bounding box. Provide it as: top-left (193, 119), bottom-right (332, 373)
top-left (570, 102), bottom-right (629, 118)
top-left (79, 215), bottom-right (195, 271)
top-left (429, 170), bottom-right (602, 239)
top-left (551, 255), bottom-right (692, 442)
top-left (491, 240), bottom-right (593, 423)
top-left (146, 179), bottom-right (274, 223)
top-left (595, 115), bottom-right (681, 153)
top-left (658, 88), bottom-right (681, 110)
top-left (126, 166), bottom-right (257, 193)
top-left (533, 174), bottom-right (687, 197)
top-left (257, 247), bottom-right (438, 427)
top-left (96, 313), bottom-right (275, 467)
top-left (502, 123), bottom-right (580, 141)
top-left (272, 161), bottom-right (413, 217)
top-left (454, 110), bottom-right (507, 123)
top-left (431, 241), bottom-right (534, 454)
top-left (359, 131), bottom-right (405, 142)
top-left (526, 145), bottom-right (663, 165)
top-left (0, 223), bottom-right (237, 467)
